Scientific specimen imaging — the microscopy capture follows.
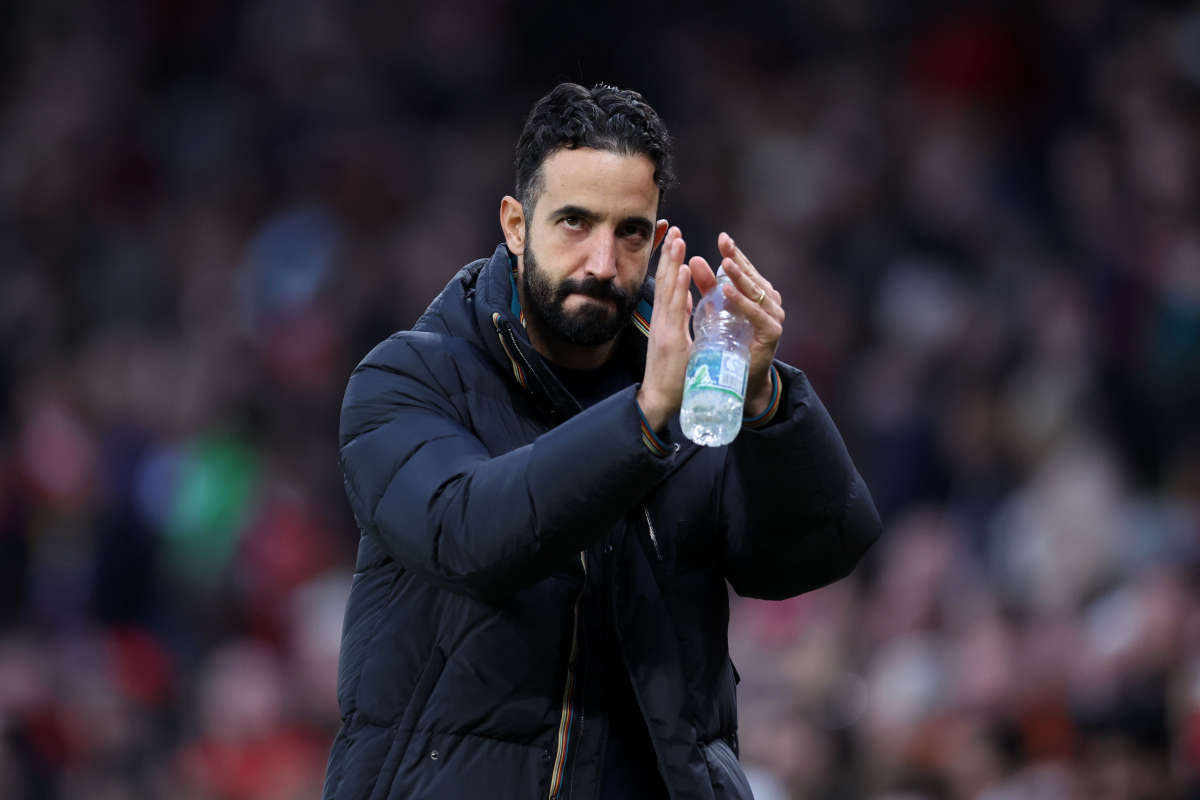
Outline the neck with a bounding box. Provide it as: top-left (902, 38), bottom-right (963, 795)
top-left (523, 316), bottom-right (620, 370)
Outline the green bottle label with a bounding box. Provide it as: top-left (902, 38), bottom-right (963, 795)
top-left (685, 349), bottom-right (748, 401)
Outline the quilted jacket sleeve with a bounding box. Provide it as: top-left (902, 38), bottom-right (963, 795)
top-left (339, 335), bottom-right (676, 603)
top-left (720, 361), bottom-right (881, 600)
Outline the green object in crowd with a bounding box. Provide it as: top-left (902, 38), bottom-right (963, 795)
top-left (164, 434), bottom-right (260, 578)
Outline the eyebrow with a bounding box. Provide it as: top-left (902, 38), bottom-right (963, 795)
top-left (547, 204), bottom-right (654, 232)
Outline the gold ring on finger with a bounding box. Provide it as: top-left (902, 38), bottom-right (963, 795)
top-left (755, 287), bottom-right (767, 305)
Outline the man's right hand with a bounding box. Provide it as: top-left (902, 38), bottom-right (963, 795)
top-left (637, 227), bottom-right (694, 433)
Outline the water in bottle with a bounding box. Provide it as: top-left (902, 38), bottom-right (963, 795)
top-left (681, 266), bottom-right (753, 446)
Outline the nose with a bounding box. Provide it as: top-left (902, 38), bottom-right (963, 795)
top-left (583, 230), bottom-right (619, 281)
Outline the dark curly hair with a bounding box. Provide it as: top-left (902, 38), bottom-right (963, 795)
top-left (514, 83), bottom-right (675, 215)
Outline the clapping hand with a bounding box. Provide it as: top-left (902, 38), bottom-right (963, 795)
top-left (687, 233), bottom-right (783, 418)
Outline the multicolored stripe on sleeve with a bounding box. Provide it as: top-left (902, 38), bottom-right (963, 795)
top-left (742, 365), bottom-right (782, 430)
top-left (637, 404), bottom-right (673, 458)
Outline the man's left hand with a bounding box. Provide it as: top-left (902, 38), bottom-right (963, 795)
top-left (690, 232), bottom-right (784, 418)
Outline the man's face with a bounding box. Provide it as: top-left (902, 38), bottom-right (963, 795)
top-left (519, 148), bottom-right (661, 348)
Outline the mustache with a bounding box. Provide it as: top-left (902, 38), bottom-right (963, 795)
top-left (554, 276), bottom-right (630, 305)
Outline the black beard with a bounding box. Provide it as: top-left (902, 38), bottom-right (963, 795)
top-left (521, 241), bottom-right (643, 348)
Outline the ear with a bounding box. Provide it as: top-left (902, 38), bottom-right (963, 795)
top-left (500, 196), bottom-right (526, 255)
top-left (653, 219), bottom-right (669, 251)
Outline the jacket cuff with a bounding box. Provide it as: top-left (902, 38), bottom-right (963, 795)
top-left (742, 365), bottom-right (782, 429)
top-left (637, 402), bottom-right (675, 458)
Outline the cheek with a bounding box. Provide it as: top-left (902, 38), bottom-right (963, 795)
top-left (616, 262), bottom-right (650, 297)
top-left (618, 242), bottom-right (652, 276)
top-left (538, 232), bottom-right (587, 269)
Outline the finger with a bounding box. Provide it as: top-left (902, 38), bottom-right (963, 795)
top-left (654, 228), bottom-right (680, 286)
top-left (654, 230), bottom-right (685, 310)
top-left (718, 232), bottom-right (757, 277)
top-left (688, 256), bottom-right (716, 296)
top-left (718, 231), bottom-right (736, 261)
top-left (665, 237), bottom-right (687, 309)
top-left (652, 232), bottom-right (671, 304)
top-left (722, 282), bottom-right (784, 337)
top-left (717, 231), bottom-right (777, 298)
top-left (719, 233), bottom-right (777, 300)
top-left (723, 259), bottom-right (782, 317)
top-left (669, 263), bottom-right (692, 325)
top-left (724, 258), bottom-right (780, 307)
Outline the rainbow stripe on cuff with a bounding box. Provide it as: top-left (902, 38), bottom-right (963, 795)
top-left (637, 405), bottom-right (672, 458)
top-left (742, 365), bottom-right (781, 429)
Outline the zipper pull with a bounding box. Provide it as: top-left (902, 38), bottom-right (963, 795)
top-left (580, 550), bottom-right (588, 577)
top-left (643, 506), bottom-right (663, 561)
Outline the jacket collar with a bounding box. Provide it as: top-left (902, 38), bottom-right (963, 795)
top-left (472, 243), bottom-right (655, 424)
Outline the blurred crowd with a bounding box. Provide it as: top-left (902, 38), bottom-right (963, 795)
top-left (0, 0), bottom-right (1197, 798)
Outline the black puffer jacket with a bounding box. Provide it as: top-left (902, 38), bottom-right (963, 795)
top-left (324, 244), bottom-right (881, 800)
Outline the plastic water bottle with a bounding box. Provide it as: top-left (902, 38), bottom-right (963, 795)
top-left (681, 266), bottom-right (753, 446)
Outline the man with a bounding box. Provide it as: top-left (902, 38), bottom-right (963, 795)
top-left (325, 83), bottom-right (880, 800)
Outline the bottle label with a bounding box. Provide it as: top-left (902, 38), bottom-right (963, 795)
top-left (684, 349), bottom-right (749, 401)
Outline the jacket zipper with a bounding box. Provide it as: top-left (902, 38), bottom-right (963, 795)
top-left (643, 506), bottom-right (662, 561)
top-left (504, 322), bottom-right (556, 414)
top-left (548, 550), bottom-right (587, 799)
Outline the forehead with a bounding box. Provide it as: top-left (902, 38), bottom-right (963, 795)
top-left (536, 147), bottom-right (659, 217)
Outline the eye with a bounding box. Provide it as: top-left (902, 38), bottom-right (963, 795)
top-left (562, 216), bottom-right (583, 228)
top-left (621, 224), bottom-right (647, 239)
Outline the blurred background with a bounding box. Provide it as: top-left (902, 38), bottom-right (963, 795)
top-left (0, 0), bottom-right (1198, 798)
